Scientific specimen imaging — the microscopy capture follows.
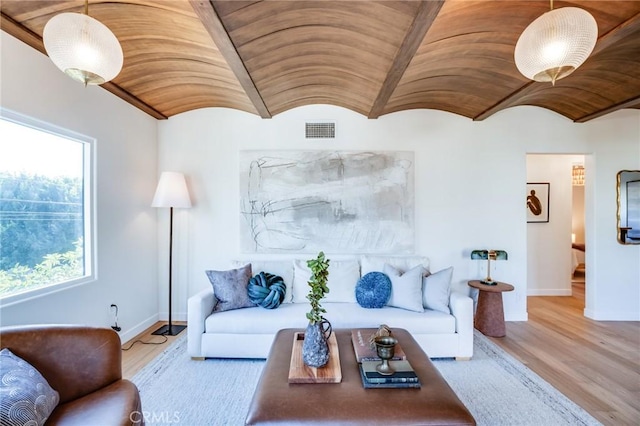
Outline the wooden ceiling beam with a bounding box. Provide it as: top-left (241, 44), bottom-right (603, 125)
top-left (591, 11), bottom-right (640, 55)
top-left (190, 0), bottom-right (271, 119)
top-left (1, 12), bottom-right (168, 120)
top-left (574, 95), bottom-right (640, 123)
top-left (367, 0), bottom-right (444, 119)
top-left (1, 12), bottom-right (44, 54)
top-left (473, 11), bottom-right (640, 122)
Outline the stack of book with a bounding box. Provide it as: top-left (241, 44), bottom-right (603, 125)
top-left (359, 360), bottom-right (421, 388)
top-left (351, 329), bottom-right (421, 389)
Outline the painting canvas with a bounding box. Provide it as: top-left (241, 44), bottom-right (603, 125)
top-left (526, 182), bottom-right (550, 223)
top-left (240, 151), bottom-right (414, 253)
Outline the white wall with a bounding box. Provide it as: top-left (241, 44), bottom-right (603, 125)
top-left (158, 105), bottom-right (640, 322)
top-left (0, 32), bottom-right (160, 341)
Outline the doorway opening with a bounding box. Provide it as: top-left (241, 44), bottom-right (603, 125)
top-left (526, 154), bottom-right (589, 315)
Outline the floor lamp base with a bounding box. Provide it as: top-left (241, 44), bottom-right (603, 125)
top-left (151, 324), bottom-right (187, 336)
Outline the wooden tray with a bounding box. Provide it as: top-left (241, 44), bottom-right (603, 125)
top-left (288, 331), bottom-right (342, 383)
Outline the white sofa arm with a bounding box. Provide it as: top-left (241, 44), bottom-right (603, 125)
top-left (449, 291), bottom-right (474, 359)
top-left (188, 288), bottom-right (216, 358)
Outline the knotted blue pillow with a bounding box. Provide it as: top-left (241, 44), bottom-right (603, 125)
top-left (355, 272), bottom-right (392, 308)
top-left (247, 272), bottom-right (286, 309)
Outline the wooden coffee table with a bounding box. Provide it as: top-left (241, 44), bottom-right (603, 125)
top-left (245, 328), bottom-right (475, 425)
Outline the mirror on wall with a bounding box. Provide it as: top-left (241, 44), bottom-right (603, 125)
top-left (617, 170), bottom-right (640, 244)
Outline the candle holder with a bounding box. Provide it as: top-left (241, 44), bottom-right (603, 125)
top-left (374, 335), bottom-right (398, 375)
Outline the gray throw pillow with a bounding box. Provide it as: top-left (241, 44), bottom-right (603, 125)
top-left (206, 264), bottom-right (255, 312)
top-left (0, 348), bottom-right (60, 426)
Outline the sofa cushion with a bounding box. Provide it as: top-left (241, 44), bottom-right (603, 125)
top-left (292, 259), bottom-right (359, 304)
top-left (0, 348), bottom-right (60, 426)
top-left (422, 267), bottom-right (453, 314)
top-left (355, 272), bottom-right (392, 308)
top-left (205, 264), bottom-right (255, 312)
top-left (204, 303), bottom-right (455, 335)
top-left (324, 304), bottom-right (455, 334)
top-left (247, 272), bottom-right (286, 309)
top-left (206, 304), bottom-right (311, 334)
top-left (233, 260), bottom-right (294, 303)
top-left (361, 255), bottom-right (429, 275)
top-left (384, 264), bottom-right (425, 313)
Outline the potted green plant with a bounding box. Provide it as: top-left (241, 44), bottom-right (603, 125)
top-left (302, 251), bottom-right (332, 367)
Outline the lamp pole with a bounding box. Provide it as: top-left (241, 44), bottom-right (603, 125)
top-left (151, 172), bottom-right (191, 336)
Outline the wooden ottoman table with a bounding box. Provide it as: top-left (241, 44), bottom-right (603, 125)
top-left (245, 328), bottom-right (475, 425)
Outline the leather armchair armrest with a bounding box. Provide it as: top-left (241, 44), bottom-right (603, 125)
top-left (0, 325), bottom-right (122, 404)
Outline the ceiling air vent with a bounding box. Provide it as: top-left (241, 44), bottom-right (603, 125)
top-left (305, 122), bottom-right (335, 139)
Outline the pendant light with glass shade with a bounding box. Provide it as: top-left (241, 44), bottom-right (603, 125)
top-left (514, 0), bottom-right (598, 85)
top-left (43, 0), bottom-right (123, 86)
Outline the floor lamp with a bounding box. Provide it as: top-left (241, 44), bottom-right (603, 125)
top-left (152, 172), bottom-right (191, 336)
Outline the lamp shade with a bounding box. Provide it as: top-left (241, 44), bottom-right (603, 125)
top-left (152, 172), bottom-right (192, 208)
top-left (43, 12), bottom-right (123, 85)
top-left (514, 7), bottom-right (597, 84)
top-left (470, 250), bottom-right (508, 261)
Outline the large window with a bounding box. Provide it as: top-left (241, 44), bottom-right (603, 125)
top-left (0, 110), bottom-right (94, 304)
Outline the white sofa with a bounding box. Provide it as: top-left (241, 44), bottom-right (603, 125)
top-left (188, 256), bottom-right (474, 360)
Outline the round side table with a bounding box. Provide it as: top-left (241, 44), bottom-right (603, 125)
top-left (468, 280), bottom-right (514, 337)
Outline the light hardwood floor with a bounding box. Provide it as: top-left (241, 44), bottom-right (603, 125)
top-left (121, 322), bottom-right (186, 380)
top-left (121, 280), bottom-right (639, 426)
top-left (490, 277), bottom-right (640, 426)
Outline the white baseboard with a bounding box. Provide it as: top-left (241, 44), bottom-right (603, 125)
top-left (527, 289), bottom-right (572, 296)
top-left (584, 308), bottom-right (640, 321)
top-left (118, 313), bottom-right (159, 344)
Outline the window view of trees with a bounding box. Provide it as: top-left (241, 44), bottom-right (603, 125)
top-left (0, 114), bottom-right (91, 299)
top-left (0, 174), bottom-right (84, 295)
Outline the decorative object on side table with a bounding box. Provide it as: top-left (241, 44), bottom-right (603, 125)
top-left (470, 249), bottom-right (508, 285)
top-left (302, 251), bottom-right (332, 368)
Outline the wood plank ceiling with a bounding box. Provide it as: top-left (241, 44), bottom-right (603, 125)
top-left (2, 0), bottom-right (639, 122)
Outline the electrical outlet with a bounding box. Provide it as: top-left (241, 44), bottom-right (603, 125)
top-left (110, 304), bottom-right (121, 332)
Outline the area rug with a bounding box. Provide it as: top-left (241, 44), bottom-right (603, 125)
top-left (132, 331), bottom-right (601, 426)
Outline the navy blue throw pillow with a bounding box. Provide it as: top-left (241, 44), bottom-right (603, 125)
top-left (355, 272), bottom-right (392, 309)
top-left (247, 272), bottom-right (286, 309)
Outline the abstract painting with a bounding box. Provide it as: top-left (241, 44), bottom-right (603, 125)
top-left (240, 151), bottom-right (414, 253)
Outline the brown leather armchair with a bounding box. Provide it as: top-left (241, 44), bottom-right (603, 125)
top-left (0, 324), bottom-right (143, 425)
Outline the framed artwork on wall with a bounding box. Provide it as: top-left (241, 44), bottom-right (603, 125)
top-left (526, 182), bottom-right (550, 223)
top-left (239, 150), bottom-right (415, 253)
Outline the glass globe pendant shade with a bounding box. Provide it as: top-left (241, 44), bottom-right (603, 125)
top-left (514, 7), bottom-right (597, 85)
top-left (43, 12), bottom-right (123, 86)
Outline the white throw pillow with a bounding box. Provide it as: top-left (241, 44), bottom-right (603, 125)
top-left (361, 255), bottom-right (430, 275)
top-left (384, 263), bottom-right (425, 312)
top-left (233, 260), bottom-right (294, 303)
top-left (422, 267), bottom-right (453, 314)
top-left (292, 259), bottom-right (359, 304)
